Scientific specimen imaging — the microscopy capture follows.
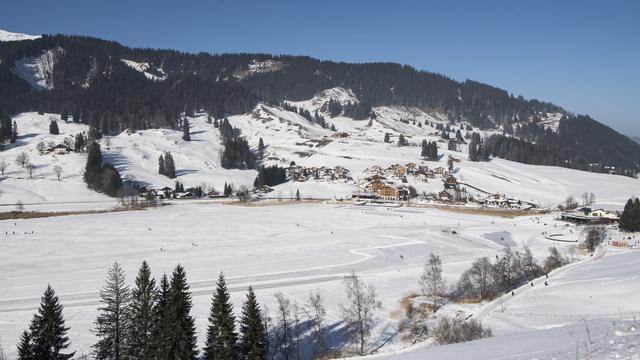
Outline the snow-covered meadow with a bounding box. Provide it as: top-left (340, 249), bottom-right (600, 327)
top-left (1, 202), bottom-right (639, 358)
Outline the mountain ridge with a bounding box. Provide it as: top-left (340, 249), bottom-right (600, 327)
top-left (0, 30), bottom-right (639, 176)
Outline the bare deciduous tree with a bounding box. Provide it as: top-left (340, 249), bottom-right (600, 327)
top-left (0, 159), bottom-right (8, 175)
top-left (53, 165), bottom-right (63, 181)
top-left (340, 271), bottom-right (382, 356)
top-left (274, 293), bottom-right (293, 360)
top-left (260, 303), bottom-right (275, 360)
top-left (16, 200), bottom-right (24, 212)
top-left (466, 257), bottom-right (493, 300)
top-left (433, 316), bottom-right (492, 345)
top-left (26, 163), bottom-right (35, 179)
top-left (584, 226), bottom-right (606, 252)
top-left (418, 253), bottom-right (445, 312)
top-left (303, 291), bottom-right (327, 357)
top-left (543, 247), bottom-right (565, 273)
top-left (561, 196), bottom-right (579, 210)
top-left (15, 152), bottom-right (29, 168)
top-left (36, 141), bottom-right (46, 155)
top-left (0, 335), bottom-right (6, 360)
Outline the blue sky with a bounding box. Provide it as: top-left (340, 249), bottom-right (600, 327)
top-left (2, 0), bottom-right (639, 136)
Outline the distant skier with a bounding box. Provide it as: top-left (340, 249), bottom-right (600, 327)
top-left (511, 291), bottom-right (515, 296)
top-left (530, 282), bottom-right (534, 287)
top-left (544, 281), bottom-right (549, 286)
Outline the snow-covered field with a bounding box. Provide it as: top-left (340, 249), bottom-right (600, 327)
top-left (1, 202), bottom-right (639, 358)
top-left (1, 86), bottom-right (639, 359)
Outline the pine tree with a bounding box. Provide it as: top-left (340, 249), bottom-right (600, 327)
top-left (204, 273), bottom-right (238, 360)
top-left (16, 330), bottom-right (33, 360)
top-left (620, 198), bottom-right (640, 232)
top-left (468, 141), bottom-right (478, 162)
top-left (420, 140), bottom-right (428, 158)
top-left (431, 142), bottom-right (438, 160)
top-left (84, 141), bottom-right (103, 186)
top-left (239, 287), bottom-right (268, 360)
top-left (101, 164), bottom-right (123, 197)
top-left (397, 134), bottom-right (406, 146)
top-left (623, 198), bottom-right (640, 232)
top-left (74, 133), bottom-right (86, 152)
top-left (224, 183), bottom-right (233, 197)
top-left (258, 138), bottom-right (265, 159)
top-left (183, 119), bottom-right (191, 141)
top-left (0, 116), bottom-right (12, 143)
top-left (29, 286), bottom-right (74, 360)
top-left (11, 121), bottom-right (18, 143)
top-left (126, 261), bottom-right (157, 360)
top-left (158, 154), bottom-right (165, 176)
top-left (94, 262), bottom-right (130, 360)
top-left (49, 120), bottom-right (60, 135)
top-left (152, 274), bottom-right (170, 360)
top-left (163, 152), bottom-right (176, 179)
top-left (167, 265), bottom-right (198, 360)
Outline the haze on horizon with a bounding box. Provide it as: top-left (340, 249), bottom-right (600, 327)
top-left (1, 0), bottom-right (638, 136)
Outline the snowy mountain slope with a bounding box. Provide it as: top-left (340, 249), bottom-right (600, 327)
top-left (0, 113), bottom-right (114, 211)
top-left (121, 59), bottom-right (167, 81)
top-left (104, 115), bottom-right (256, 191)
top-left (233, 59), bottom-right (285, 79)
top-left (12, 49), bottom-right (58, 90)
top-left (289, 86), bottom-right (359, 109)
top-left (3, 32), bottom-right (639, 174)
top-left (2, 95), bottom-right (638, 209)
top-left (0, 29), bottom-right (40, 42)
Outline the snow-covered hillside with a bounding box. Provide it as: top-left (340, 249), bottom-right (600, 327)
top-left (0, 29), bottom-right (40, 42)
top-left (121, 59), bottom-right (167, 81)
top-left (0, 113), bottom-right (114, 212)
top-left (359, 248), bottom-right (640, 359)
top-left (12, 49), bottom-right (58, 90)
top-left (2, 83), bottom-right (638, 210)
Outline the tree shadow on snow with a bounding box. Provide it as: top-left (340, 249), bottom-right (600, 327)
top-left (175, 169), bottom-right (198, 177)
top-left (101, 152), bottom-right (133, 173)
